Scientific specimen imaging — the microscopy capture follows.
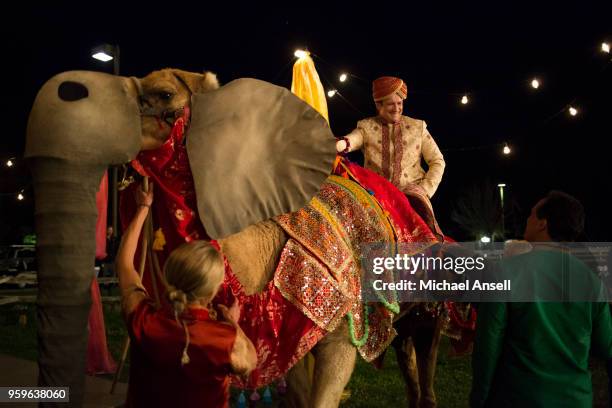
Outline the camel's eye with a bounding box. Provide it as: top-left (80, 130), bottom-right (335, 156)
top-left (157, 91), bottom-right (173, 100)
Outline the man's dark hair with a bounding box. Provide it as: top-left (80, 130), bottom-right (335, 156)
top-left (536, 190), bottom-right (585, 241)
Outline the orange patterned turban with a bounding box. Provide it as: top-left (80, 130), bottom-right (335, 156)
top-left (372, 76), bottom-right (407, 102)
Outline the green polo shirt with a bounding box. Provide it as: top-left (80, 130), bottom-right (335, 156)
top-left (470, 249), bottom-right (612, 408)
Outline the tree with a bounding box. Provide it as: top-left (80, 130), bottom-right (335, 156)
top-left (451, 180), bottom-right (504, 241)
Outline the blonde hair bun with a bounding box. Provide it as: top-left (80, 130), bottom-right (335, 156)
top-left (162, 241), bottom-right (225, 367)
top-left (167, 286), bottom-right (188, 315)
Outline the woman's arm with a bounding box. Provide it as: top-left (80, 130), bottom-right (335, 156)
top-left (116, 183), bottom-right (154, 315)
top-left (218, 302), bottom-right (257, 376)
top-left (229, 326), bottom-right (258, 376)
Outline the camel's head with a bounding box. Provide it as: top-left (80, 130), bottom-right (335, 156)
top-left (138, 68), bottom-right (219, 150)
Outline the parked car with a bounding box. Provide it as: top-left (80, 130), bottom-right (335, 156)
top-left (0, 245), bottom-right (36, 275)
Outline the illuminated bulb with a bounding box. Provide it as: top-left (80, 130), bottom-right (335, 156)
top-left (17, 193), bottom-right (24, 201)
top-left (461, 95), bottom-right (469, 105)
top-left (294, 49), bottom-right (308, 59)
top-left (531, 79), bottom-right (540, 89)
top-left (92, 52), bottom-right (113, 62)
top-left (339, 73), bottom-right (348, 82)
top-left (327, 90), bottom-right (337, 97)
top-left (503, 144), bottom-right (511, 155)
top-left (602, 42), bottom-right (610, 54)
top-left (480, 236), bottom-right (491, 244)
top-left (568, 106), bottom-right (578, 116)
top-left (6, 159), bottom-right (13, 167)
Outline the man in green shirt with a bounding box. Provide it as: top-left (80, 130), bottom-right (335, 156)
top-left (470, 191), bottom-right (612, 407)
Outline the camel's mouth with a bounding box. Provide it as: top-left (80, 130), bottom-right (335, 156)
top-left (130, 76), bottom-right (187, 124)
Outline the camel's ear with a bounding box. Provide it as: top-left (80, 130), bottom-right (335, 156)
top-left (186, 78), bottom-right (336, 239)
top-left (172, 69), bottom-right (220, 94)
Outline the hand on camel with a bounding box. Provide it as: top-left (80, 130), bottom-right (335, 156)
top-left (218, 300), bottom-right (241, 326)
top-left (135, 183), bottom-right (154, 208)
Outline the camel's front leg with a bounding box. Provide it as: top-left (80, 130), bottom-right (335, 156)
top-left (284, 358), bottom-right (312, 408)
top-left (310, 321), bottom-right (357, 408)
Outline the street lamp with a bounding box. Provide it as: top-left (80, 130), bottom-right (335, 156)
top-left (91, 44), bottom-right (120, 75)
top-left (498, 183), bottom-right (506, 239)
top-left (91, 44), bottom-right (120, 238)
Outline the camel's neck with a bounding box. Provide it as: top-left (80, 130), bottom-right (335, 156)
top-left (218, 219), bottom-right (288, 295)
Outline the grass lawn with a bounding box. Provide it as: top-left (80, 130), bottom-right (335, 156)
top-left (0, 301), bottom-right (608, 407)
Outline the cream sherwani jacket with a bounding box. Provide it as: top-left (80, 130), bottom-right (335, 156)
top-left (345, 115), bottom-right (445, 197)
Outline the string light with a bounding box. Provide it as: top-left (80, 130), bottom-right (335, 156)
top-left (480, 236), bottom-right (491, 243)
top-left (17, 192), bottom-right (24, 201)
top-left (294, 49), bottom-right (308, 59)
top-left (304, 44), bottom-right (601, 156)
top-left (6, 159), bottom-right (13, 167)
top-left (602, 42), bottom-right (610, 54)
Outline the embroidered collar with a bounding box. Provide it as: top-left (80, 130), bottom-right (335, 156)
top-left (376, 115), bottom-right (403, 126)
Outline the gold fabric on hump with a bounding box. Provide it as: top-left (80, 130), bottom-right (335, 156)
top-left (291, 53), bottom-right (329, 123)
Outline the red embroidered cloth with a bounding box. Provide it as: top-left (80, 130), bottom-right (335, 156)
top-left (120, 119), bottom-right (324, 389)
top-left (338, 159), bottom-right (437, 243)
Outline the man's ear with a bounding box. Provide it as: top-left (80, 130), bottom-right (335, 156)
top-left (173, 69), bottom-right (220, 94)
top-left (537, 218), bottom-right (548, 234)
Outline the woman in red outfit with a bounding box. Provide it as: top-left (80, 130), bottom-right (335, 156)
top-left (117, 183), bottom-right (257, 408)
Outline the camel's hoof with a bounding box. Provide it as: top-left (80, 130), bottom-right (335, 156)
top-left (340, 389), bottom-right (351, 402)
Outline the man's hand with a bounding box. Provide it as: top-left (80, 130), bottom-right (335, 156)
top-left (336, 139), bottom-right (347, 153)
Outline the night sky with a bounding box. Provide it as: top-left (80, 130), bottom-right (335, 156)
top-left (1, 2), bottom-right (611, 243)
